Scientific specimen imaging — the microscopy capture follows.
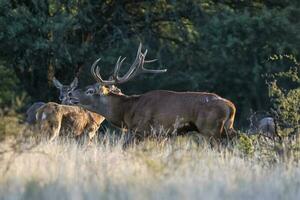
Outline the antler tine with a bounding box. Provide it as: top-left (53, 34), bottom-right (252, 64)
top-left (91, 58), bottom-right (102, 82)
top-left (136, 43), bottom-right (142, 58)
top-left (113, 43), bottom-right (143, 82)
top-left (112, 56), bottom-right (122, 79)
top-left (120, 57), bottom-right (126, 66)
top-left (124, 43), bottom-right (143, 76)
top-left (91, 43), bottom-right (167, 86)
top-left (95, 66), bottom-right (116, 85)
top-left (116, 49), bottom-right (146, 83)
top-left (113, 43), bottom-right (167, 84)
top-left (90, 58), bottom-right (116, 85)
top-left (115, 56), bottom-right (122, 70)
top-left (113, 56), bottom-right (126, 79)
top-left (140, 68), bottom-right (168, 73)
top-left (144, 59), bottom-right (158, 63)
top-left (131, 48), bottom-right (167, 75)
top-left (139, 44), bottom-right (157, 63)
top-left (143, 49), bottom-right (148, 57)
top-left (142, 48), bottom-right (167, 73)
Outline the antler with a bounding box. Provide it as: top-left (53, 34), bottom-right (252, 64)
top-left (90, 43), bottom-right (167, 85)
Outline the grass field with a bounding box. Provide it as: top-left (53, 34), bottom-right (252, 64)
top-left (0, 133), bottom-right (299, 200)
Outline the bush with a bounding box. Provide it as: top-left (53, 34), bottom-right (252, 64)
top-left (267, 54), bottom-right (300, 137)
top-left (0, 1), bottom-right (299, 127)
top-left (0, 64), bottom-right (29, 117)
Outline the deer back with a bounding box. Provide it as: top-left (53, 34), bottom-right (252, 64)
top-left (26, 102), bottom-right (45, 124)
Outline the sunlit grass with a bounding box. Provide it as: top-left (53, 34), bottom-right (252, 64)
top-left (0, 132), bottom-right (299, 200)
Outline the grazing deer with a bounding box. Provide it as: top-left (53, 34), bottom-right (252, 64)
top-left (36, 102), bottom-right (104, 143)
top-left (248, 112), bottom-right (277, 138)
top-left (249, 116), bottom-right (276, 138)
top-left (257, 117), bottom-right (276, 138)
top-left (69, 44), bottom-right (236, 146)
top-left (34, 78), bottom-right (105, 143)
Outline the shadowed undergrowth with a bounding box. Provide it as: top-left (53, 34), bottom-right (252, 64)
top-left (0, 132), bottom-right (299, 200)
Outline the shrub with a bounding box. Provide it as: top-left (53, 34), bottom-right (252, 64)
top-left (267, 54), bottom-right (300, 138)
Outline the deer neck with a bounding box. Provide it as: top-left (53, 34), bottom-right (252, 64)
top-left (102, 93), bottom-right (137, 128)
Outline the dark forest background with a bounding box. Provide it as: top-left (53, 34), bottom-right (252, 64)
top-left (0, 0), bottom-right (299, 127)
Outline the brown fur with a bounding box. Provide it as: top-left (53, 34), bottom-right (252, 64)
top-left (36, 102), bottom-right (104, 143)
top-left (70, 44), bottom-right (236, 145)
top-left (71, 88), bottom-right (236, 143)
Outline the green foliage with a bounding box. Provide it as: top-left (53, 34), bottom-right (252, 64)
top-left (0, 114), bottom-right (24, 138)
top-left (0, 64), bottom-right (29, 117)
top-left (267, 55), bottom-right (300, 137)
top-left (197, 7), bottom-right (300, 123)
top-left (0, 1), bottom-right (299, 126)
top-left (0, 65), bottom-right (19, 107)
top-left (237, 133), bottom-right (255, 156)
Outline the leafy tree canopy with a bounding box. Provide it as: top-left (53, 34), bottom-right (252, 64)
top-left (0, 0), bottom-right (299, 126)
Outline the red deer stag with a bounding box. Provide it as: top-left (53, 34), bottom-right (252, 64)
top-left (34, 78), bottom-right (105, 143)
top-left (69, 44), bottom-right (236, 145)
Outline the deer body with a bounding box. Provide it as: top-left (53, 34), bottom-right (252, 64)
top-left (69, 43), bottom-right (236, 143)
top-left (26, 77), bottom-right (105, 143)
top-left (258, 117), bottom-right (275, 136)
top-left (73, 89), bottom-right (235, 138)
top-left (25, 102), bottom-right (46, 124)
top-left (36, 102), bottom-right (104, 142)
top-left (129, 90), bottom-right (235, 137)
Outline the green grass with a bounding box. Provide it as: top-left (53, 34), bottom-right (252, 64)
top-left (0, 132), bottom-right (299, 200)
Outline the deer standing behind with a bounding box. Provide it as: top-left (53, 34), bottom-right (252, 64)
top-left (248, 112), bottom-right (277, 138)
top-left (25, 102), bottom-right (45, 125)
top-left (27, 78), bottom-right (105, 144)
top-left (69, 44), bottom-right (237, 146)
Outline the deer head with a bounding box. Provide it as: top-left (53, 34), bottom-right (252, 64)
top-left (69, 43), bottom-right (166, 115)
top-left (53, 77), bottom-right (78, 104)
top-left (69, 44), bottom-right (167, 118)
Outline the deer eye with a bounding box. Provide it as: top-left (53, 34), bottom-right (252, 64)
top-left (85, 88), bottom-right (95, 95)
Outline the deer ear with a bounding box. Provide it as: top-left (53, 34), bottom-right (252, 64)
top-left (70, 77), bottom-right (78, 89)
top-left (52, 77), bottom-right (63, 89)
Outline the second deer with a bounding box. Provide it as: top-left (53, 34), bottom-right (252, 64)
top-left (29, 77), bottom-right (105, 144)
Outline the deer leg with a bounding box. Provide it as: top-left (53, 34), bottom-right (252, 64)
top-left (74, 131), bottom-right (86, 146)
top-left (87, 132), bottom-right (96, 146)
top-left (72, 122), bottom-right (86, 144)
top-left (86, 125), bottom-right (99, 146)
top-left (122, 131), bottom-right (144, 149)
top-left (38, 117), bottom-right (60, 142)
top-left (122, 132), bottom-right (135, 149)
top-left (194, 117), bottom-right (225, 149)
top-left (49, 120), bottom-right (62, 142)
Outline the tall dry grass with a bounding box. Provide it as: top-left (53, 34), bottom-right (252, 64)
top-left (0, 133), bottom-right (299, 200)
